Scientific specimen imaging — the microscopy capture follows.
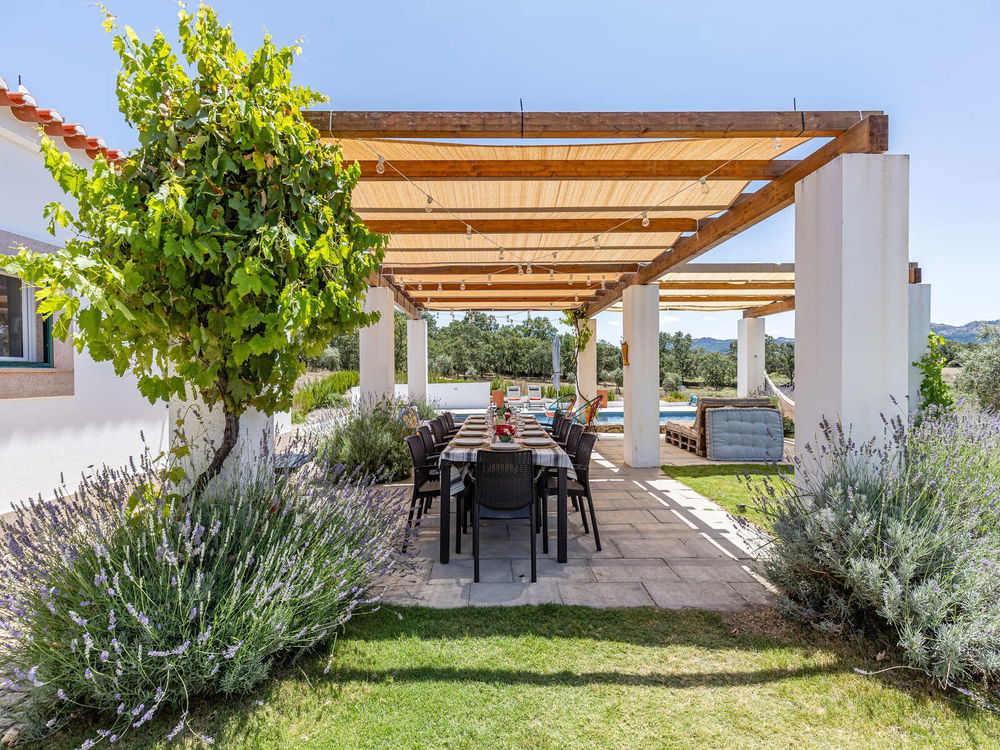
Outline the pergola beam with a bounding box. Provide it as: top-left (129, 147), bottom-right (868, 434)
top-left (358, 200), bottom-right (746, 214)
top-left (367, 273), bottom-right (422, 319)
top-left (742, 296), bottom-right (796, 318)
top-left (584, 114), bottom-right (889, 316)
top-left (356, 159), bottom-right (795, 181)
top-left (310, 110), bottom-right (883, 139)
top-left (383, 262), bottom-right (641, 276)
top-left (365, 218), bottom-right (695, 234)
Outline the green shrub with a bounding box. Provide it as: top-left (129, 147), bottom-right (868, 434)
top-left (956, 325), bottom-right (1000, 413)
top-left (661, 371), bottom-right (682, 391)
top-left (306, 346), bottom-right (341, 371)
top-left (914, 333), bottom-right (954, 413)
top-left (750, 405), bottom-right (1000, 691)
top-left (698, 352), bottom-right (736, 388)
top-left (291, 371), bottom-right (359, 422)
top-left (317, 398), bottom-right (417, 481)
top-left (541, 384), bottom-right (575, 400)
top-left (0, 446), bottom-right (406, 745)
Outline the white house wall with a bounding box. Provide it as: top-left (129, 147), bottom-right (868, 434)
top-left (0, 107), bottom-right (169, 513)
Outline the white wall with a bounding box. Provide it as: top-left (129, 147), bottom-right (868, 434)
top-left (623, 285), bottom-right (661, 467)
top-left (348, 382), bottom-right (491, 410)
top-left (0, 108), bottom-right (169, 512)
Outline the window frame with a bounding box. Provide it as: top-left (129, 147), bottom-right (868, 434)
top-left (0, 273), bottom-right (54, 369)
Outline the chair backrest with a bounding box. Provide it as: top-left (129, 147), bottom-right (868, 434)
top-left (506, 385), bottom-right (521, 399)
top-left (550, 412), bottom-right (564, 434)
top-left (429, 417), bottom-right (447, 443)
top-left (527, 384), bottom-right (542, 400)
top-left (405, 434), bottom-right (434, 485)
top-left (565, 423), bottom-right (584, 455)
top-left (556, 416), bottom-right (572, 443)
top-left (418, 425), bottom-right (437, 456)
top-left (573, 432), bottom-right (598, 480)
top-left (442, 412), bottom-right (456, 430)
top-left (474, 450), bottom-right (534, 510)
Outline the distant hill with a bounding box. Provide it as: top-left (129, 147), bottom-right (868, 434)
top-left (691, 336), bottom-right (793, 353)
top-left (931, 320), bottom-right (998, 344)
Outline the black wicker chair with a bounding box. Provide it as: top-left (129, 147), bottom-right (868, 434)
top-left (442, 412), bottom-right (459, 432)
top-left (404, 435), bottom-right (441, 531)
top-left (472, 450), bottom-right (538, 582)
top-left (542, 432), bottom-right (601, 551)
top-left (564, 423), bottom-right (584, 459)
top-left (554, 416), bottom-right (573, 447)
top-left (417, 425), bottom-right (442, 462)
top-left (545, 412), bottom-right (564, 437)
top-left (428, 417), bottom-right (453, 447)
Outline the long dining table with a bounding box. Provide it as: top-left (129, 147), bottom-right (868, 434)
top-left (437, 412), bottom-right (574, 564)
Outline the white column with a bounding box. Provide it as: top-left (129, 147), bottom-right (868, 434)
top-left (623, 284), bottom-right (660, 467)
top-left (359, 286), bottom-right (395, 403)
top-left (576, 318), bottom-right (598, 403)
top-left (407, 317), bottom-right (428, 404)
top-left (737, 317), bottom-right (766, 397)
top-left (795, 153), bottom-right (909, 452)
top-left (907, 283), bottom-right (931, 411)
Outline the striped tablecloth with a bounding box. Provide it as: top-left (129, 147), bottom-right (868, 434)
top-left (439, 421), bottom-right (575, 497)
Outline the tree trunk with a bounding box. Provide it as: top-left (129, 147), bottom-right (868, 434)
top-left (190, 405), bottom-right (240, 499)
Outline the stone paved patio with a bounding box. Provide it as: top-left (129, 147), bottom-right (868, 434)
top-left (381, 434), bottom-right (778, 610)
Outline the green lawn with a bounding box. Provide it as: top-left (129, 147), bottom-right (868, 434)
top-left (39, 607), bottom-right (999, 749)
top-left (661, 464), bottom-right (789, 529)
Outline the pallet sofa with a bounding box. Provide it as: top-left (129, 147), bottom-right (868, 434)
top-left (663, 396), bottom-right (773, 457)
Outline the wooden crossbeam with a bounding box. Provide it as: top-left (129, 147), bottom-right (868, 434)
top-left (402, 282), bottom-right (601, 292)
top-left (382, 246), bottom-right (664, 254)
top-left (383, 262), bottom-right (641, 276)
top-left (743, 297), bottom-right (796, 318)
top-left (356, 159), bottom-right (794, 181)
top-left (367, 273), bottom-right (422, 319)
top-left (366, 218), bottom-right (695, 234)
top-left (358, 200), bottom-right (745, 214)
top-left (309, 110), bottom-right (883, 139)
top-left (584, 115), bottom-right (888, 317)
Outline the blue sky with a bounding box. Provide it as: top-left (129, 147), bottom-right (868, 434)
top-left (3, 0), bottom-right (997, 343)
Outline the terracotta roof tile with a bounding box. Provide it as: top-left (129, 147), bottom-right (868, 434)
top-left (0, 76), bottom-right (123, 163)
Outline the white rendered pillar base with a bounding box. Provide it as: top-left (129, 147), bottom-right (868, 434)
top-left (407, 317), bottom-right (428, 404)
top-left (576, 318), bottom-right (598, 404)
top-left (623, 285), bottom-right (661, 467)
top-left (907, 283), bottom-right (931, 412)
top-left (737, 317), bottom-right (766, 397)
top-left (794, 153), bottom-right (909, 453)
top-left (359, 286), bottom-right (395, 403)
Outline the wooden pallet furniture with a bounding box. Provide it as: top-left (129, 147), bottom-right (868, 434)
top-left (663, 396), bottom-right (772, 457)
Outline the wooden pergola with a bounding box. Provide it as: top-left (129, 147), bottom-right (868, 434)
top-left (307, 109), bottom-right (889, 318)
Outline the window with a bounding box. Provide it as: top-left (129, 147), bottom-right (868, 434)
top-left (0, 274), bottom-right (52, 367)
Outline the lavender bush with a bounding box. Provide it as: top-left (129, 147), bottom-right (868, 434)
top-left (0, 447), bottom-right (408, 745)
top-left (751, 404), bottom-right (1000, 691)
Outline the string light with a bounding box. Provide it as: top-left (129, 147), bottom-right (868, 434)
top-left (601, 280), bottom-right (606, 289)
top-left (486, 273), bottom-right (493, 285)
top-left (417, 283), bottom-right (423, 291)
top-left (699, 176), bottom-right (710, 195)
top-left (460, 281), bottom-right (466, 291)
top-left (425, 195), bottom-right (434, 212)
top-left (549, 269), bottom-right (555, 281)
top-left (773, 137), bottom-right (782, 150)
top-left (525, 264), bottom-right (532, 274)
top-left (574, 295), bottom-right (579, 303)
top-left (375, 154), bottom-right (385, 174)
top-left (466, 224), bottom-right (472, 240)
top-left (568, 274), bottom-right (574, 285)
top-left (641, 210), bottom-right (650, 228)
top-left (517, 265), bottom-right (524, 275)
top-left (437, 283), bottom-right (443, 291)
top-left (593, 235), bottom-right (601, 250)
top-left (499, 249), bottom-right (505, 260)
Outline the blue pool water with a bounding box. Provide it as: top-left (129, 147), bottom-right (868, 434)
top-left (454, 409), bottom-right (696, 425)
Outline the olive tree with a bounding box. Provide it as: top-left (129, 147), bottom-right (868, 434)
top-left (1, 6), bottom-right (384, 493)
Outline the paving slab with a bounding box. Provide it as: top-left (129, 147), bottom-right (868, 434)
top-left (429, 559), bottom-right (512, 584)
top-left (643, 581), bottom-right (749, 611)
top-left (512, 557), bottom-right (596, 583)
top-left (558, 582), bottom-right (654, 608)
top-left (469, 582), bottom-right (563, 606)
top-left (589, 558), bottom-right (680, 583)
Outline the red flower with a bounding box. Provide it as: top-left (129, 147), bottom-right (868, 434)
top-left (495, 424), bottom-right (515, 437)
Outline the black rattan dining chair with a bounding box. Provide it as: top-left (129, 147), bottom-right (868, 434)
top-left (555, 416), bottom-right (573, 446)
top-left (564, 423), bottom-right (584, 459)
top-left (417, 425), bottom-right (443, 462)
top-left (429, 417), bottom-right (453, 447)
top-left (546, 412), bottom-right (564, 437)
top-left (404, 435), bottom-right (440, 531)
top-left (472, 450), bottom-right (538, 582)
top-left (442, 412), bottom-right (459, 432)
top-left (542, 432), bottom-right (601, 551)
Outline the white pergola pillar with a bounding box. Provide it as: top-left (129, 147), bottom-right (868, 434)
top-left (907, 283), bottom-right (931, 412)
top-left (359, 286), bottom-right (395, 403)
top-left (737, 317), bottom-right (766, 397)
top-left (794, 153), bottom-right (909, 451)
top-left (576, 318), bottom-right (598, 403)
top-left (407, 317), bottom-right (428, 404)
top-left (623, 284), bottom-right (660, 467)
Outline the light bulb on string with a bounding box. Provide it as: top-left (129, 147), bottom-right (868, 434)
top-left (375, 155), bottom-right (385, 174)
top-left (773, 137), bottom-right (782, 150)
top-left (568, 274), bottom-right (574, 285)
top-left (549, 269), bottom-right (555, 281)
top-left (574, 296), bottom-right (579, 303)
top-left (699, 176), bottom-right (710, 195)
top-left (517, 265), bottom-right (524, 275)
top-left (601, 280), bottom-right (606, 289)
top-left (486, 273), bottom-right (493, 285)
top-left (417, 283), bottom-right (423, 291)
top-left (499, 249), bottom-right (505, 260)
top-left (460, 281), bottom-right (466, 291)
top-left (641, 210), bottom-right (650, 228)
top-left (593, 235), bottom-right (601, 250)
top-left (425, 195), bottom-right (434, 212)
top-left (526, 264), bottom-right (532, 274)
top-left (437, 283), bottom-right (443, 292)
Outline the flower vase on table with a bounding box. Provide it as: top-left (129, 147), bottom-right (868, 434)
top-left (494, 424), bottom-right (516, 443)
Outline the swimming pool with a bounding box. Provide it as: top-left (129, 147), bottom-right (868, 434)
top-left (453, 409), bottom-right (696, 425)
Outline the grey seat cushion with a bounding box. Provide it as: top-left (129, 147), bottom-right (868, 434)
top-left (705, 407), bottom-right (784, 462)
